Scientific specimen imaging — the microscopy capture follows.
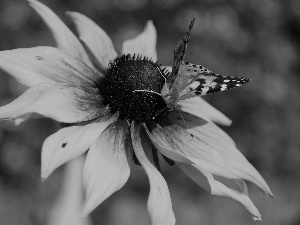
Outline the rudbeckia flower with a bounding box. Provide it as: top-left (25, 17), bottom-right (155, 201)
top-left (0, 0), bottom-right (273, 224)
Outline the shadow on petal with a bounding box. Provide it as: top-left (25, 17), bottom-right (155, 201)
top-left (163, 110), bottom-right (208, 129)
top-left (178, 97), bottom-right (232, 126)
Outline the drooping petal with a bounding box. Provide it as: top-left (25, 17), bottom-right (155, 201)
top-left (131, 121), bottom-right (175, 225)
top-left (48, 156), bottom-right (92, 225)
top-left (122, 21), bottom-right (157, 61)
top-left (0, 46), bottom-right (99, 87)
top-left (41, 113), bottom-right (118, 179)
top-left (145, 122), bottom-right (273, 196)
top-left (82, 119), bottom-right (131, 216)
top-left (178, 97), bottom-right (232, 126)
top-left (0, 83), bottom-right (103, 123)
top-left (66, 12), bottom-right (117, 70)
top-left (27, 0), bottom-right (92, 67)
top-left (178, 163), bottom-right (262, 221)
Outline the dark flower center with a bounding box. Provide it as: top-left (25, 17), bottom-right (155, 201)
top-left (98, 54), bottom-right (169, 123)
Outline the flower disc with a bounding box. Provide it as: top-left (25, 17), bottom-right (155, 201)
top-left (99, 54), bottom-right (168, 123)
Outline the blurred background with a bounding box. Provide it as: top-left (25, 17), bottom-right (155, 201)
top-left (0, 0), bottom-right (299, 224)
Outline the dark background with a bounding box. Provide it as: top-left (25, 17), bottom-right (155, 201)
top-left (0, 0), bottom-right (300, 224)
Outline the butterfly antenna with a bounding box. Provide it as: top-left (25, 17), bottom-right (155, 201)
top-left (176, 107), bottom-right (194, 138)
top-left (132, 90), bottom-right (161, 96)
top-left (174, 105), bottom-right (190, 130)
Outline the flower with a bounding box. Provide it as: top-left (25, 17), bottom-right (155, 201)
top-left (0, 0), bottom-right (273, 224)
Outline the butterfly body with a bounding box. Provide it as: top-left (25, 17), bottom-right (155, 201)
top-left (161, 19), bottom-right (250, 110)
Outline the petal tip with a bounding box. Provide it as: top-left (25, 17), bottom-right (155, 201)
top-left (259, 184), bottom-right (274, 198)
top-left (41, 155), bottom-right (52, 180)
top-left (253, 216), bottom-right (262, 221)
top-left (14, 118), bottom-right (25, 126)
top-left (65, 11), bottom-right (76, 17)
top-left (27, 0), bottom-right (41, 8)
top-left (267, 192), bottom-right (275, 198)
top-left (252, 210), bottom-right (262, 221)
top-left (146, 20), bottom-right (154, 26)
top-left (214, 113), bottom-right (232, 126)
top-left (82, 202), bottom-right (93, 217)
top-left (41, 168), bottom-right (50, 180)
top-left (224, 118), bottom-right (233, 126)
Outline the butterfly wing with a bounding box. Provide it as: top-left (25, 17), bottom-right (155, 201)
top-left (165, 19), bottom-right (195, 91)
top-left (161, 19), bottom-right (195, 108)
top-left (161, 19), bottom-right (250, 109)
top-left (177, 62), bottom-right (250, 100)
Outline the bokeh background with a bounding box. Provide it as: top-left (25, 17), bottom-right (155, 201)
top-left (0, 0), bottom-right (299, 224)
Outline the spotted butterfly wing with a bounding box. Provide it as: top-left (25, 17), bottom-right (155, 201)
top-left (161, 19), bottom-right (194, 108)
top-left (177, 62), bottom-right (250, 100)
top-left (161, 19), bottom-right (250, 109)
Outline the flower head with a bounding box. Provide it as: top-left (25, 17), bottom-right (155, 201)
top-left (0, 0), bottom-right (273, 223)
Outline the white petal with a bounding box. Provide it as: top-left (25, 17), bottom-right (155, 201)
top-left (122, 21), bottom-right (157, 61)
top-left (0, 46), bottom-right (99, 87)
top-left (146, 123), bottom-right (273, 196)
top-left (48, 156), bottom-right (92, 225)
top-left (0, 83), bottom-right (49, 121)
top-left (168, 110), bottom-right (236, 147)
top-left (82, 119), bottom-right (131, 215)
top-left (67, 12), bottom-right (117, 69)
top-left (178, 97), bottom-right (232, 126)
top-left (178, 163), bottom-right (262, 221)
top-left (131, 122), bottom-right (175, 225)
top-left (188, 122), bottom-right (272, 196)
top-left (144, 123), bottom-right (192, 164)
top-left (41, 113), bottom-right (118, 179)
top-left (0, 83), bottom-right (103, 123)
top-left (27, 0), bottom-right (92, 67)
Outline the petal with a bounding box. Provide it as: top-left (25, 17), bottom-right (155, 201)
top-left (66, 12), bottom-right (117, 69)
top-left (82, 119), bottom-right (131, 216)
top-left (144, 123), bottom-right (192, 164)
top-left (122, 21), bottom-right (157, 61)
top-left (185, 119), bottom-right (271, 195)
top-left (131, 121), bottom-right (175, 225)
top-left (0, 46), bottom-right (99, 87)
top-left (41, 113), bottom-right (118, 179)
top-left (48, 156), bottom-right (92, 225)
top-left (146, 123), bottom-right (273, 196)
top-left (178, 97), bottom-right (232, 126)
top-left (178, 163), bottom-right (262, 221)
top-left (0, 83), bottom-right (103, 123)
top-left (168, 110), bottom-right (236, 147)
top-left (27, 0), bottom-right (92, 67)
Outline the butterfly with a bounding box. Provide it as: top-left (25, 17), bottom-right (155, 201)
top-left (161, 18), bottom-right (250, 110)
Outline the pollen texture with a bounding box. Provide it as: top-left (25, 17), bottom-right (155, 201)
top-left (98, 54), bottom-right (168, 123)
